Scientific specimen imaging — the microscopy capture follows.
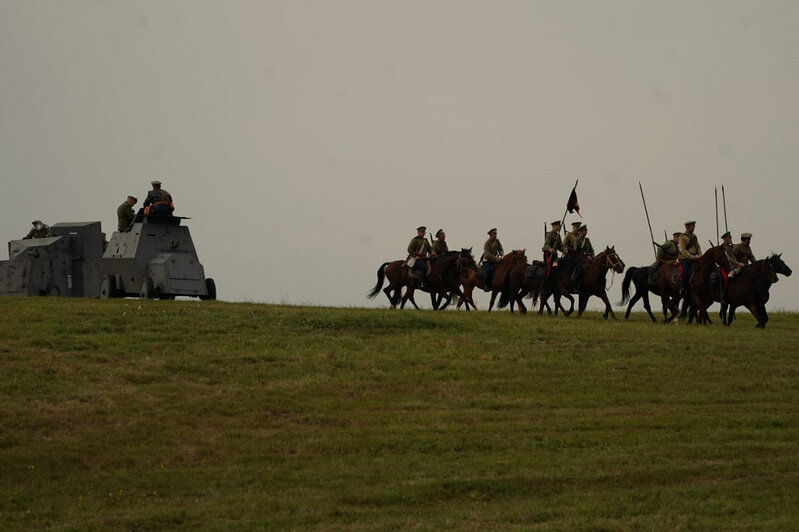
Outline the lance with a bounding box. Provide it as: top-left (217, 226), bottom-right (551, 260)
top-left (639, 182), bottom-right (657, 260)
top-left (715, 187), bottom-right (720, 245)
top-left (722, 185), bottom-right (729, 234)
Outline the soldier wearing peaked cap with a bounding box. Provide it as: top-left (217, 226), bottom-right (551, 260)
top-left (562, 221), bottom-right (582, 255)
top-left (117, 195), bottom-right (138, 232)
top-left (407, 226), bottom-right (432, 286)
top-left (23, 220), bottom-right (54, 239)
top-left (731, 233), bottom-right (756, 277)
top-left (143, 180), bottom-right (174, 216)
top-left (678, 220), bottom-right (702, 296)
top-left (481, 228), bottom-right (504, 290)
top-left (431, 229), bottom-right (448, 256)
top-left (542, 220), bottom-right (563, 273)
top-left (577, 225), bottom-right (594, 258)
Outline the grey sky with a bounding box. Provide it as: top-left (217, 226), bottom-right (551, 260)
top-left (2, 1), bottom-right (797, 310)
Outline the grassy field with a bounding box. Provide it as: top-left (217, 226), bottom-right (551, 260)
top-left (1, 298), bottom-right (797, 530)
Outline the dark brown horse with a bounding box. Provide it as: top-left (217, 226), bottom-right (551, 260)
top-left (718, 254), bottom-right (791, 328)
top-left (536, 250), bottom-right (585, 316)
top-left (496, 260), bottom-right (553, 314)
top-left (681, 245), bottom-right (733, 324)
top-left (617, 261), bottom-right (682, 322)
top-left (402, 249), bottom-right (474, 310)
top-left (575, 246), bottom-right (625, 318)
top-left (484, 250), bottom-right (528, 312)
top-left (456, 254), bottom-right (482, 310)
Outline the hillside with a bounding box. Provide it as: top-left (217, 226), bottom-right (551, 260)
top-left (1, 298), bottom-right (797, 530)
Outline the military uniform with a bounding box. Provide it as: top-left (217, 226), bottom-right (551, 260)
top-left (431, 229), bottom-right (448, 256)
top-left (577, 226), bottom-right (594, 257)
top-left (23, 220), bottom-right (54, 239)
top-left (481, 229), bottom-right (503, 289)
top-left (143, 181), bottom-right (174, 216)
top-left (542, 221), bottom-right (563, 277)
top-left (117, 201), bottom-right (136, 231)
top-left (732, 234), bottom-right (755, 267)
top-left (407, 227), bottom-right (432, 284)
top-left (562, 222), bottom-right (581, 254)
top-left (656, 239), bottom-right (679, 262)
top-left (678, 221), bottom-right (702, 294)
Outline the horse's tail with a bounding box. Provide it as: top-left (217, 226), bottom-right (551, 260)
top-left (367, 262), bottom-right (390, 299)
top-left (497, 274), bottom-right (513, 309)
top-left (617, 266), bottom-right (637, 306)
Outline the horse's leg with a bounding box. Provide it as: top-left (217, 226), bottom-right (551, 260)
top-left (384, 286), bottom-right (397, 309)
top-left (577, 293), bottom-right (588, 318)
top-left (439, 292), bottom-right (453, 310)
top-left (516, 288), bottom-right (529, 314)
top-left (641, 290), bottom-right (656, 323)
top-left (625, 290), bottom-right (641, 320)
top-left (488, 290), bottom-right (498, 312)
top-left (600, 292), bottom-right (616, 320)
top-left (563, 294), bottom-right (575, 317)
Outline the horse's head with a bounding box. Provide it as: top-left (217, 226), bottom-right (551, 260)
top-left (459, 247), bottom-right (478, 269)
top-left (768, 253), bottom-right (792, 278)
top-left (709, 245), bottom-right (732, 271)
top-left (512, 249), bottom-right (528, 264)
top-left (598, 246), bottom-right (625, 273)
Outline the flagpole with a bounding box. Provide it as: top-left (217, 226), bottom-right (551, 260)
top-left (715, 187), bottom-right (720, 245)
top-left (561, 179), bottom-right (578, 234)
top-left (722, 185), bottom-right (728, 234)
top-left (639, 182), bottom-right (657, 260)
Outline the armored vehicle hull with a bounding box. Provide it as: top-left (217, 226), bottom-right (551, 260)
top-left (100, 215), bottom-right (215, 300)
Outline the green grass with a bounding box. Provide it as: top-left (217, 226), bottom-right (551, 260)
top-left (1, 298), bottom-right (797, 530)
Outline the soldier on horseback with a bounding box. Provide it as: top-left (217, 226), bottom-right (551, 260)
top-left (480, 228), bottom-right (504, 291)
top-left (562, 222), bottom-right (582, 255)
top-left (730, 232), bottom-right (756, 277)
top-left (542, 220), bottom-right (563, 272)
top-left (407, 226), bottom-right (432, 287)
top-left (572, 224), bottom-right (594, 290)
top-left (678, 220), bottom-right (702, 296)
top-left (431, 229), bottom-right (448, 256)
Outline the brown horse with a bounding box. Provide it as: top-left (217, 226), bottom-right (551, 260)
top-left (617, 261), bottom-right (683, 323)
top-left (484, 250), bottom-right (528, 312)
top-left (456, 254), bottom-right (482, 310)
top-left (681, 245), bottom-right (733, 324)
top-left (367, 259), bottom-right (410, 308)
top-left (654, 262), bottom-right (683, 322)
top-left (576, 246), bottom-right (625, 318)
top-left (719, 254), bottom-right (791, 328)
top-left (497, 260), bottom-right (554, 314)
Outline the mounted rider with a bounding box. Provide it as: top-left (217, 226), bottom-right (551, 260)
top-left (481, 228), bottom-right (504, 290)
top-left (730, 232), bottom-right (756, 277)
top-left (431, 229), bottom-right (448, 256)
top-left (562, 221), bottom-right (582, 255)
top-left (542, 220), bottom-right (563, 276)
top-left (678, 220), bottom-right (702, 296)
top-left (407, 226), bottom-right (432, 286)
top-left (572, 224), bottom-right (594, 290)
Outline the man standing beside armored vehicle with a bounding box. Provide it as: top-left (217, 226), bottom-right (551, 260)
top-left (143, 180), bottom-right (174, 216)
top-left (117, 195), bottom-right (137, 231)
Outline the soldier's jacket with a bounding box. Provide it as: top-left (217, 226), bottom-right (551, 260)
top-left (23, 226), bottom-right (54, 239)
top-left (733, 242), bottom-right (756, 265)
top-left (483, 238), bottom-right (503, 262)
top-left (431, 240), bottom-right (448, 256)
top-left (578, 236), bottom-right (594, 257)
top-left (407, 236), bottom-right (432, 259)
top-left (563, 232), bottom-right (579, 253)
top-left (117, 202), bottom-right (135, 231)
top-left (542, 230), bottom-right (563, 253)
top-left (678, 232), bottom-right (701, 260)
top-left (656, 240), bottom-right (678, 262)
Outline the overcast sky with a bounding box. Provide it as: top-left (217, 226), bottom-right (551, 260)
top-left (2, 1), bottom-right (797, 311)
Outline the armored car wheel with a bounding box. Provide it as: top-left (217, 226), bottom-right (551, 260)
top-left (139, 277), bottom-right (154, 299)
top-left (200, 278), bottom-right (216, 300)
top-left (99, 276), bottom-right (116, 299)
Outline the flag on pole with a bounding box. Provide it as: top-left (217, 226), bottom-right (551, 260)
top-left (567, 186), bottom-right (581, 217)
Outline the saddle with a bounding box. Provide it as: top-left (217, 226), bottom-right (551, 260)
top-left (405, 260), bottom-right (432, 279)
top-left (526, 261), bottom-right (546, 280)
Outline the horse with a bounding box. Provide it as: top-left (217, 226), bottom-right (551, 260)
top-left (401, 249), bottom-right (473, 310)
top-left (456, 253), bottom-right (482, 310)
top-left (483, 250), bottom-right (528, 312)
top-left (575, 246), bottom-right (625, 318)
top-left (367, 259), bottom-right (412, 308)
top-left (681, 245), bottom-right (733, 324)
top-left (719, 254), bottom-right (792, 328)
top-left (496, 260), bottom-right (553, 314)
top-left (536, 250), bottom-right (585, 316)
top-left (617, 261), bottom-right (682, 323)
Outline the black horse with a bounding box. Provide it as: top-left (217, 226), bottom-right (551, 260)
top-left (719, 254), bottom-right (792, 328)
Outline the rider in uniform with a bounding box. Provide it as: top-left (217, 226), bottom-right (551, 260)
top-left (678, 220), bottom-right (702, 296)
top-left (407, 226), bottom-right (432, 286)
top-left (542, 220), bottom-right (563, 275)
top-left (572, 224), bottom-right (594, 290)
top-left (731, 233), bottom-right (756, 277)
top-left (431, 229), bottom-right (448, 256)
top-left (481, 228), bottom-right (504, 290)
top-left (562, 221), bottom-right (582, 255)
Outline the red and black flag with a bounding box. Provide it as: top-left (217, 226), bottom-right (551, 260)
top-left (566, 185), bottom-right (581, 217)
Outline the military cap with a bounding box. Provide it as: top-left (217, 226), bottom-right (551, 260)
top-left (487, 228), bottom-right (497, 235)
top-left (128, 195), bottom-right (138, 202)
top-left (571, 221), bottom-right (582, 228)
top-left (551, 220), bottom-right (561, 226)
top-left (721, 231), bottom-right (731, 239)
top-left (416, 226), bottom-right (426, 232)
top-left (151, 180), bottom-right (162, 186)
top-left (435, 229), bottom-right (444, 238)
top-left (684, 220), bottom-right (696, 226)
top-left (741, 232), bottom-right (752, 239)
top-left (578, 224), bottom-right (588, 232)
top-left (32, 220), bottom-right (42, 225)
top-left (673, 232), bottom-right (682, 237)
